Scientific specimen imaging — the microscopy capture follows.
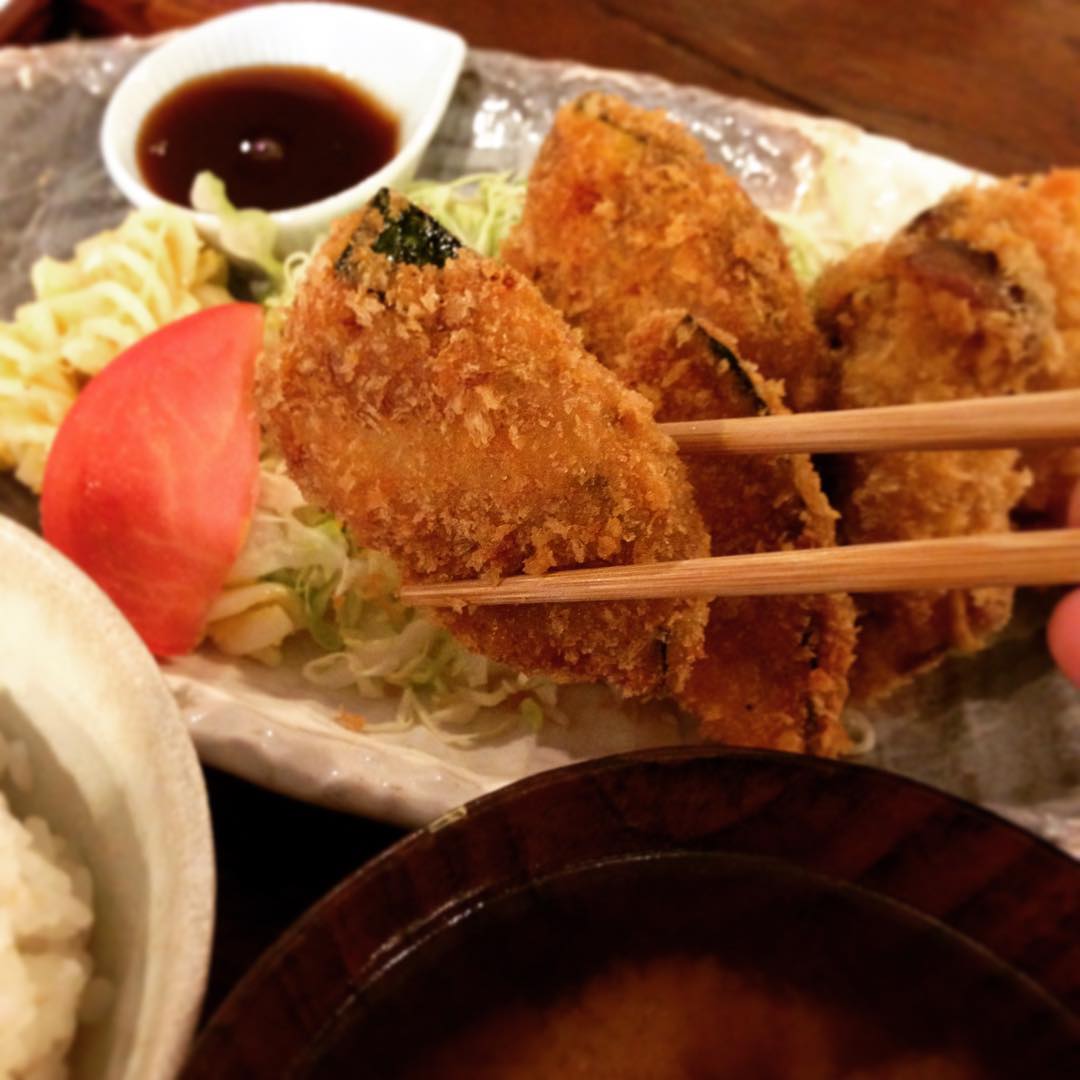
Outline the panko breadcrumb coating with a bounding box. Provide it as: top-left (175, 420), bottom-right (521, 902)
top-left (260, 191), bottom-right (710, 699)
top-left (501, 92), bottom-right (833, 413)
top-left (901, 171), bottom-right (1080, 518)
top-left (815, 225), bottom-right (1054, 701)
top-left (617, 312), bottom-right (855, 755)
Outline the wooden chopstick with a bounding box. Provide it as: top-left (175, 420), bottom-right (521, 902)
top-left (401, 390), bottom-right (1080, 607)
top-left (661, 389), bottom-right (1080, 455)
top-left (400, 530), bottom-right (1080, 607)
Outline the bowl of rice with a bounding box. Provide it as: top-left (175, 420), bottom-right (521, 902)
top-left (0, 516), bottom-right (215, 1079)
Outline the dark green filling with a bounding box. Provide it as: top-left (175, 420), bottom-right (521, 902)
top-left (691, 317), bottom-right (770, 416)
top-left (334, 189), bottom-right (462, 276)
top-left (370, 188), bottom-right (461, 268)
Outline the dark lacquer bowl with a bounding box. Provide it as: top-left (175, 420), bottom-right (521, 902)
top-left (186, 748), bottom-right (1080, 1079)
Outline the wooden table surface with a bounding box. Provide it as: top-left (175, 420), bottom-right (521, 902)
top-left (4, 0), bottom-right (1080, 1034)
top-left (8, 0), bottom-right (1080, 176)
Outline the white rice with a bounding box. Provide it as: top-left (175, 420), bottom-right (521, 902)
top-left (0, 729), bottom-right (96, 1079)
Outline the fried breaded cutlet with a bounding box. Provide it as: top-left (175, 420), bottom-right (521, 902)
top-left (901, 170), bottom-right (1080, 519)
top-left (260, 191), bottom-right (710, 699)
top-left (814, 225), bottom-right (1056, 702)
top-left (616, 312), bottom-right (855, 755)
top-left (501, 92), bottom-right (833, 413)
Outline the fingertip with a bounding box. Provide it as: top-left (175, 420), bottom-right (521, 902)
top-left (1048, 589), bottom-right (1080, 687)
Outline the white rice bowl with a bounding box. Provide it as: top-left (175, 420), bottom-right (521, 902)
top-left (0, 518), bottom-right (214, 1080)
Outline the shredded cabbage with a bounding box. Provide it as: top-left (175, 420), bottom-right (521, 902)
top-left (766, 129), bottom-right (868, 286)
top-left (404, 172), bottom-right (526, 257)
top-left (207, 456), bottom-right (552, 743)
top-left (190, 171), bottom-right (284, 291)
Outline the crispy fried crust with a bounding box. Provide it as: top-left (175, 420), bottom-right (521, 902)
top-left (904, 171), bottom-right (1080, 518)
top-left (501, 92), bottom-right (833, 413)
top-left (814, 228), bottom-right (1052, 702)
top-left (616, 312), bottom-right (855, 755)
top-left (260, 193), bottom-right (711, 698)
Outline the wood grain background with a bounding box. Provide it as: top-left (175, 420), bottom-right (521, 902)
top-left (42, 0), bottom-right (1080, 175)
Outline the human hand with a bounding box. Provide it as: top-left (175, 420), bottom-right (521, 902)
top-left (1048, 484), bottom-right (1080, 686)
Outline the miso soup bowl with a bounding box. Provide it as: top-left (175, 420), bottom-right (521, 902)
top-left (100, 3), bottom-right (465, 255)
top-left (187, 748), bottom-right (1080, 1078)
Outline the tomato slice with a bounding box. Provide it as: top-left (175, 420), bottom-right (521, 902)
top-left (41, 303), bottom-right (263, 656)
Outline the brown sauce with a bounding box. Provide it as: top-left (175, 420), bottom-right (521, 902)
top-left (136, 65), bottom-right (398, 212)
top-left (306, 854), bottom-right (1080, 1079)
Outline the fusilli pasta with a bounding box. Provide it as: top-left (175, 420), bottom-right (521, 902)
top-left (0, 209), bottom-right (230, 490)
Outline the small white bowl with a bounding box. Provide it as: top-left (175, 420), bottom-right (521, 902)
top-left (100, 3), bottom-right (465, 254)
top-left (0, 517), bottom-right (215, 1080)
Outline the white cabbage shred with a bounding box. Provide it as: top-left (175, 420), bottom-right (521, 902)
top-left (206, 459), bottom-right (553, 745)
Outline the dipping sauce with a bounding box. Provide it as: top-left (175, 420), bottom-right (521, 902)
top-left (310, 854), bottom-right (1080, 1079)
top-left (136, 65), bottom-right (399, 212)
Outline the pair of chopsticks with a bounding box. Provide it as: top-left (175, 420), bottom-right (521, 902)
top-left (401, 389), bottom-right (1080, 608)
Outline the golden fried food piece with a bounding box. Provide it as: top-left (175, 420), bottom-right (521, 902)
top-left (616, 312), bottom-right (855, 755)
top-left (814, 227), bottom-right (1054, 701)
top-left (261, 191), bottom-right (710, 698)
top-left (501, 92), bottom-right (833, 413)
top-left (903, 171), bottom-right (1080, 518)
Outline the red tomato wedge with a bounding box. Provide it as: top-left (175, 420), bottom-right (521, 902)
top-left (41, 303), bottom-right (263, 656)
